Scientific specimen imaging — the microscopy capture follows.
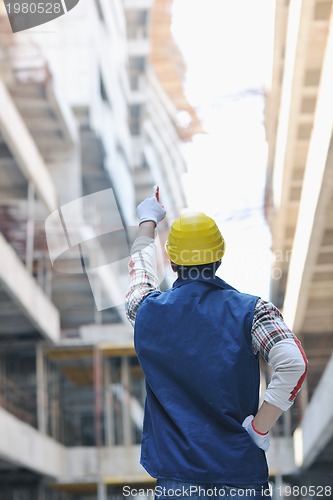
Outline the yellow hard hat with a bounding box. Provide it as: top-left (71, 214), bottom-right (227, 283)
top-left (165, 212), bottom-right (225, 266)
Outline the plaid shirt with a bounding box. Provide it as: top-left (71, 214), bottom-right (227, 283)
top-left (126, 240), bottom-right (295, 362)
top-left (126, 238), bottom-right (307, 410)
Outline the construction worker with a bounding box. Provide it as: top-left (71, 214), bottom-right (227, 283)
top-left (125, 188), bottom-right (308, 500)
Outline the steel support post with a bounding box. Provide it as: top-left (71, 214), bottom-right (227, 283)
top-left (121, 356), bottom-right (133, 445)
top-left (36, 344), bottom-right (48, 434)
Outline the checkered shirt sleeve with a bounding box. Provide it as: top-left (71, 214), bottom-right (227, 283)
top-left (252, 298), bottom-right (297, 361)
top-left (125, 237), bottom-right (160, 327)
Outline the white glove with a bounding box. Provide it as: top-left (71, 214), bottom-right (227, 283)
top-left (242, 415), bottom-right (270, 452)
top-left (137, 186), bottom-right (166, 226)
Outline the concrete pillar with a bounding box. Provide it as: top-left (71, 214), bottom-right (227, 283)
top-left (282, 409), bottom-right (291, 437)
top-left (47, 148), bottom-right (82, 206)
top-left (97, 479), bottom-right (107, 500)
top-left (36, 344), bottom-right (48, 435)
top-left (93, 249), bottom-right (103, 325)
top-left (121, 356), bottom-right (133, 445)
top-left (25, 181), bottom-right (35, 274)
top-left (297, 377), bottom-right (309, 418)
top-left (104, 358), bottom-right (115, 446)
top-left (272, 475), bottom-right (283, 500)
top-left (50, 364), bottom-right (60, 441)
top-left (141, 376), bottom-right (146, 406)
top-left (36, 254), bottom-right (53, 299)
top-left (294, 353), bottom-right (333, 468)
top-left (37, 481), bottom-right (46, 500)
top-left (94, 347), bottom-right (103, 448)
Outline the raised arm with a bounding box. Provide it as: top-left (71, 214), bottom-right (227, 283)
top-left (125, 187), bottom-right (166, 326)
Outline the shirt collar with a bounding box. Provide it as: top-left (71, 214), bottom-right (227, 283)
top-left (172, 274), bottom-right (233, 290)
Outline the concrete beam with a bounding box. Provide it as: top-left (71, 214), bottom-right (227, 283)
top-left (294, 353), bottom-right (333, 469)
top-left (0, 80), bottom-right (58, 213)
top-left (56, 439), bottom-right (296, 487)
top-left (0, 188), bottom-right (27, 203)
top-left (0, 232), bottom-right (60, 343)
top-left (61, 445), bottom-right (153, 485)
top-left (11, 97), bottom-right (50, 110)
top-left (282, 14), bottom-right (333, 333)
top-left (0, 407), bottom-right (65, 478)
top-left (0, 406), bottom-right (295, 483)
top-left (271, 0), bottom-right (314, 251)
top-left (21, 119), bottom-right (62, 132)
top-left (80, 324), bottom-right (134, 354)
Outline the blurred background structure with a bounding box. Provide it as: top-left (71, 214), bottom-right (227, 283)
top-left (0, 0), bottom-right (332, 498)
top-left (0, 0), bottom-right (189, 497)
top-left (265, 0), bottom-right (333, 493)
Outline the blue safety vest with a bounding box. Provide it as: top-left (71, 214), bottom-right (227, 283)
top-left (134, 275), bottom-right (269, 485)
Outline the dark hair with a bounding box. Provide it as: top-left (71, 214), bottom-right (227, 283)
top-left (174, 261), bottom-right (221, 279)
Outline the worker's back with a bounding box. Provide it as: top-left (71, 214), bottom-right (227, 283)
top-left (134, 274), bottom-right (268, 485)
